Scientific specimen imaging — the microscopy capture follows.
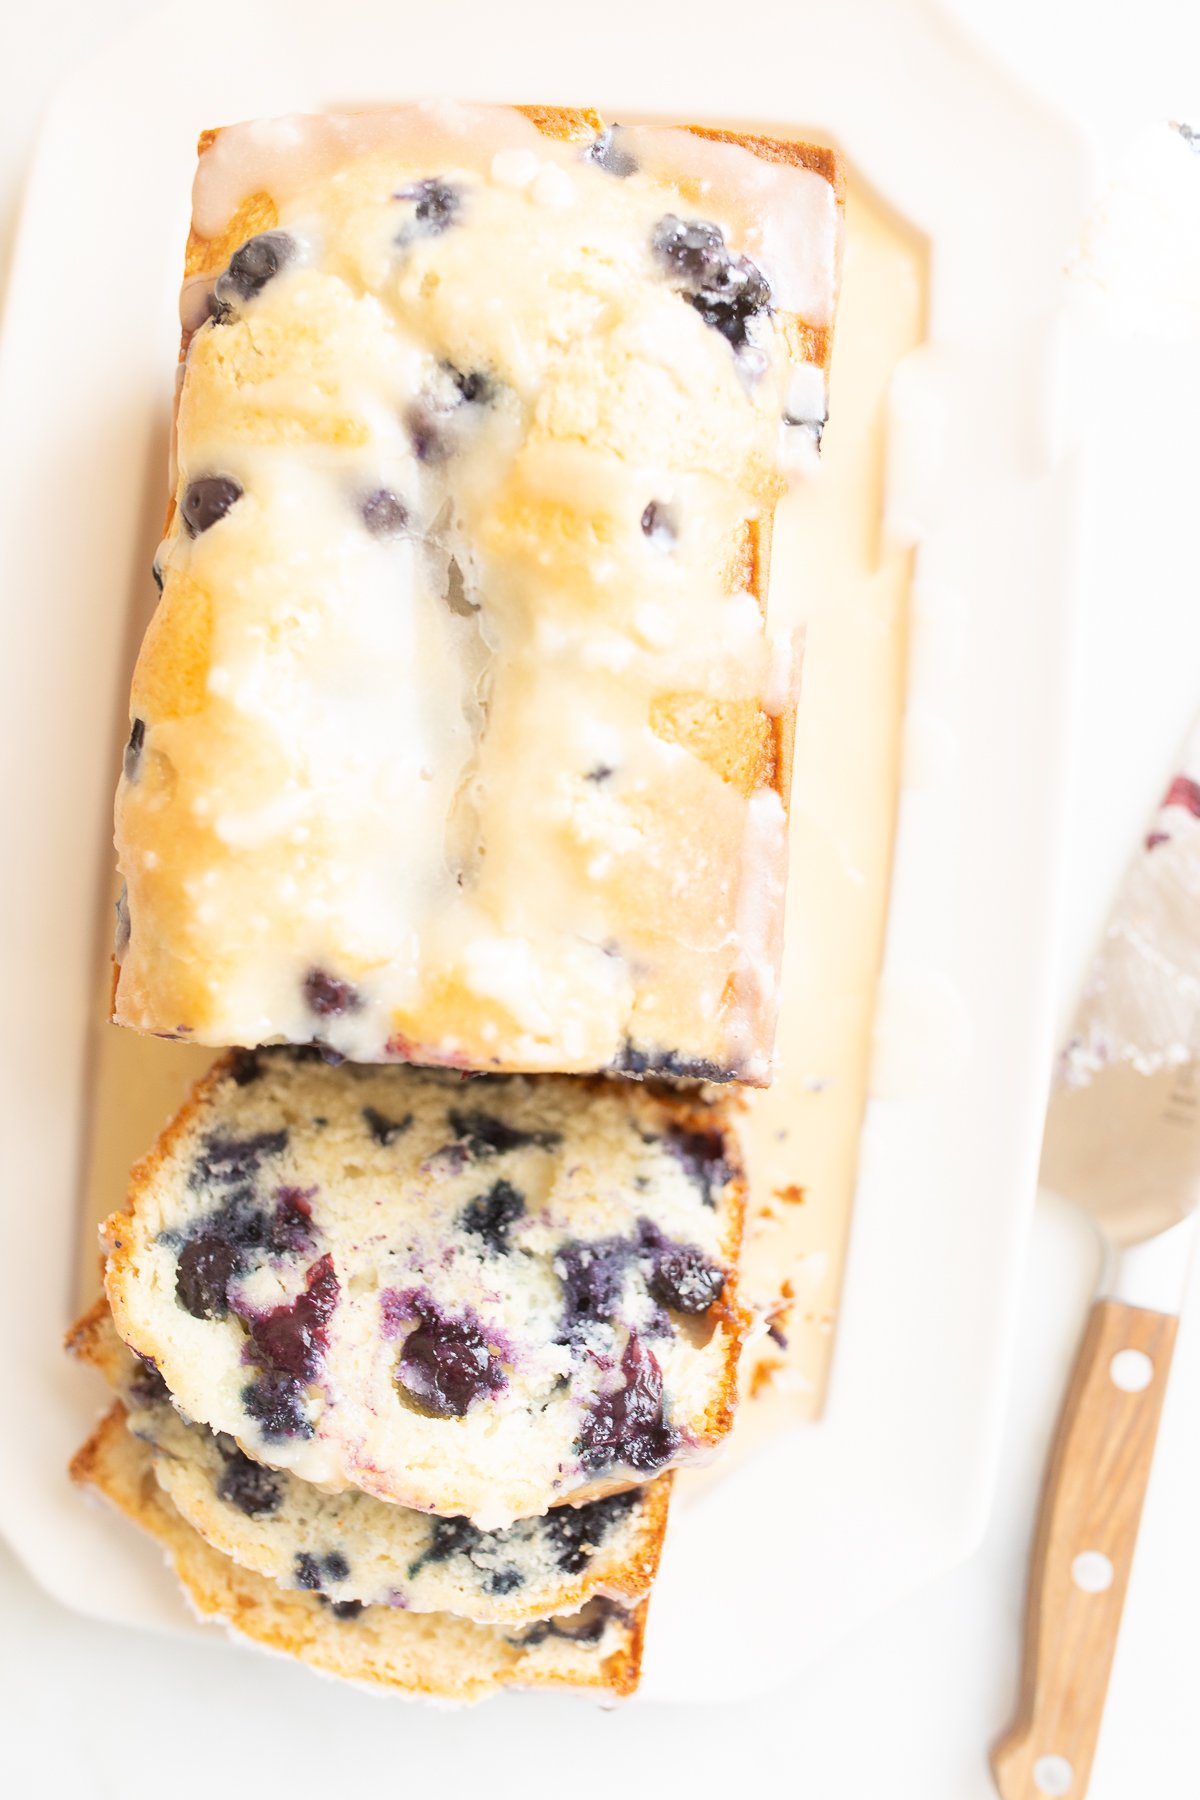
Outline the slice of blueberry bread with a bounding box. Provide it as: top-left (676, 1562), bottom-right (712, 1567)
top-left (113, 103), bottom-right (845, 1085)
top-left (103, 1050), bottom-right (748, 1528)
top-left (68, 1300), bottom-right (671, 1624)
top-left (71, 1407), bottom-right (646, 1703)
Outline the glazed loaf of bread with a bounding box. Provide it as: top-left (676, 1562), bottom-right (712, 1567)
top-left (72, 1408), bottom-right (647, 1703)
top-left (103, 1050), bottom-right (748, 1528)
top-left (69, 1299), bottom-right (671, 1624)
top-left (112, 103), bottom-right (844, 1083)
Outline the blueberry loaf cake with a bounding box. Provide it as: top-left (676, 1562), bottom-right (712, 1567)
top-left (69, 1300), bottom-right (671, 1624)
top-left (103, 1049), bottom-right (748, 1528)
top-left (112, 102), bottom-right (845, 1084)
top-left (72, 1407), bottom-right (646, 1702)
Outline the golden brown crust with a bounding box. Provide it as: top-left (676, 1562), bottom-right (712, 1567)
top-left (72, 1407), bottom-right (646, 1701)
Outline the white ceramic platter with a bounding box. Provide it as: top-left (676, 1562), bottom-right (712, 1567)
top-left (0, 0), bottom-right (1090, 1702)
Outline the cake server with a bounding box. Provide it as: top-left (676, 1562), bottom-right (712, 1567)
top-left (992, 730), bottom-right (1200, 1800)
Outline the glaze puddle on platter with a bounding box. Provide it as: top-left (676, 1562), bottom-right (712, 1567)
top-left (74, 156), bottom-right (926, 1455)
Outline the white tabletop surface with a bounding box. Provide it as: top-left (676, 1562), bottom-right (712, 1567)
top-left (3, 2), bottom-right (1199, 1792)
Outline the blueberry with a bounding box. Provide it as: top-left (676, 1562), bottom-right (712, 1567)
top-left (664, 1124), bottom-right (733, 1207)
top-left (395, 1303), bottom-right (506, 1418)
top-left (322, 1550), bottom-right (350, 1584)
top-left (123, 717), bottom-right (145, 781)
top-left (585, 764), bottom-right (614, 784)
top-left (303, 968), bottom-right (362, 1018)
top-left (151, 559), bottom-right (164, 593)
top-left (611, 1041), bottom-right (733, 1083)
top-left (175, 1232), bottom-right (242, 1320)
top-left (127, 1353), bottom-right (170, 1407)
top-left (325, 1599), bottom-right (364, 1620)
top-left (269, 1187), bottom-right (317, 1255)
top-left (647, 1242), bottom-right (725, 1314)
top-left (216, 1442), bottom-right (283, 1517)
top-left (516, 1599), bottom-right (620, 1647)
top-left (577, 1334), bottom-right (679, 1474)
top-left (555, 1237), bottom-right (636, 1343)
top-left (446, 1109), bottom-right (562, 1159)
top-left (181, 476), bottom-right (243, 537)
top-left (114, 883), bottom-right (131, 959)
top-left (362, 1106), bottom-right (413, 1147)
top-left (484, 1566), bottom-right (523, 1596)
top-left (241, 1369), bottom-right (313, 1440)
top-left (213, 231), bottom-right (295, 308)
top-left (395, 179), bottom-right (461, 235)
top-left (192, 1131), bottom-right (289, 1189)
top-left (227, 1049), bottom-right (262, 1087)
top-left (247, 1254), bottom-right (339, 1382)
top-left (444, 363), bottom-right (490, 404)
top-left (406, 400), bottom-right (451, 464)
top-left (415, 1515), bottom-right (483, 1572)
top-left (295, 1552), bottom-right (323, 1591)
top-left (651, 214), bottom-right (771, 351)
top-left (640, 500), bottom-right (677, 546)
top-left (542, 1490), bottom-right (639, 1573)
top-left (584, 127), bottom-right (637, 178)
top-left (459, 1179), bottom-right (525, 1254)
top-left (361, 489), bottom-right (408, 536)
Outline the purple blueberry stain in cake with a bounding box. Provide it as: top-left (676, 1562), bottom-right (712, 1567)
top-left (662, 1123), bottom-right (733, 1207)
top-left (303, 968), bottom-right (362, 1018)
top-left (360, 489), bottom-right (409, 536)
top-left (240, 1368), bottom-right (313, 1440)
top-left (245, 1253), bottom-right (339, 1382)
top-left (191, 1129), bottom-right (289, 1192)
top-left (583, 126), bottom-right (637, 179)
top-left (385, 1292), bottom-right (508, 1418)
top-left (123, 717), bottom-right (145, 781)
top-left (651, 214), bottom-right (772, 351)
top-left (640, 500), bottom-right (677, 546)
top-left (362, 1106), bottom-right (413, 1147)
top-left (211, 231), bottom-right (296, 313)
top-left (394, 178), bottom-right (462, 237)
top-left (542, 1489), bottom-right (639, 1573)
top-left (270, 1187), bottom-right (318, 1255)
top-left (577, 1334), bottom-right (680, 1475)
top-left (181, 476), bottom-right (243, 537)
top-left (447, 1108), bottom-right (562, 1159)
top-left (458, 1179), bottom-right (525, 1254)
top-left (215, 1439), bottom-right (283, 1516)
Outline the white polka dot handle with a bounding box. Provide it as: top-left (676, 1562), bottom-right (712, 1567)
top-left (990, 1300), bottom-right (1178, 1800)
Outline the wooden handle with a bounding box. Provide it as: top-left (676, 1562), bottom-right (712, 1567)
top-left (991, 1299), bottom-right (1178, 1800)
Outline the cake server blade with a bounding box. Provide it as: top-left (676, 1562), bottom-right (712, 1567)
top-left (993, 726), bottom-right (1200, 1800)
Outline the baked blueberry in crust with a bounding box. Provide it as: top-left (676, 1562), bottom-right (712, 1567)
top-left (211, 231), bottom-right (296, 313)
top-left (180, 476), bottom-right (243, 537)
top-left (651, 213), bottom-right (772, 350)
